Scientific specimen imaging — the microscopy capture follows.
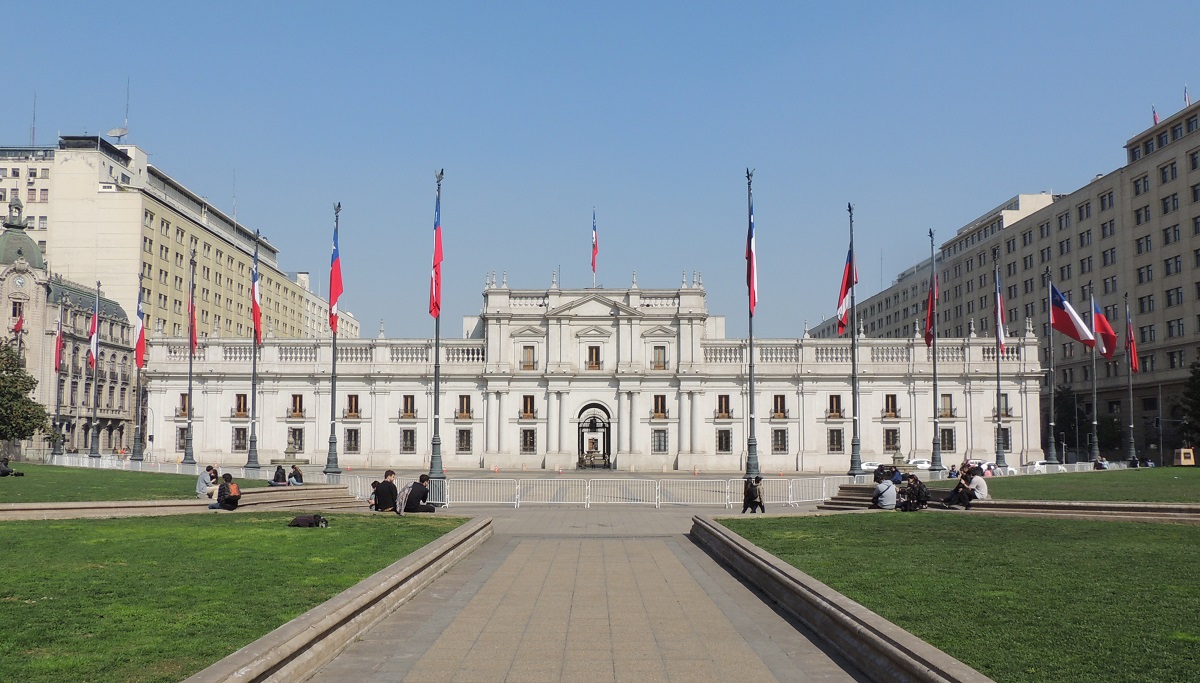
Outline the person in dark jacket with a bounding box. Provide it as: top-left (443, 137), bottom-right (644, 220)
top-left (270, 466), bottom-right (288, 486)
top-left (374, 470), bottom-right (399, 512)
top-left (208, 473), bottom-right (241, 511)
top-left (403, 474), bottom-right (437, 513)
top-left (288, 465), bottom-right (304, 486)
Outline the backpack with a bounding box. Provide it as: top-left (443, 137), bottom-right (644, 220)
top-left (395, 483), bottom-right (415, 516)
top-left (288, 514), bottom-right (328, 528)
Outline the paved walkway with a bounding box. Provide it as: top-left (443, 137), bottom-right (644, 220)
top-left (307, 505), bottom-right (867, 683)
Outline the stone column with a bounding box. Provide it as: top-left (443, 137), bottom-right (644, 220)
top-left (690, 391), bottom-right (700, 454)
top-left (628, 391), bottom-right (639, 453)
top-left (559, 392), bottom-right (569, 455)
top-left (496, 391), bottom-right (507, 454)
top-left (679, 391), bottom-right (691, 454)
top-left (618, 391), bottom-right (629, 453)
top-left (548, 391), bottom-right (559, 453)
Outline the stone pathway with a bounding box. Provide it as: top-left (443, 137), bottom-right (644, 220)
top-left (307, 506), bottom-right (867, 682)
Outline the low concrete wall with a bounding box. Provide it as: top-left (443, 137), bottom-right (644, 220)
top-left (185, 515), bottom-right (494, 683)
top-left (691, 516), bottom-right (993, 683)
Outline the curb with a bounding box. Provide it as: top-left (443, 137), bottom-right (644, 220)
top-left (690, 516), bottom-right (994, 683)
top-left (184, 515), bottom-right (494, 683)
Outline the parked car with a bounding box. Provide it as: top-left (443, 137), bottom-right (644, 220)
top-left (907, 459), bottom-right (932, 470)
top-left (1030, 460), bottom-right (1063, 474)
top-left (983, 461), bottom-right (1017, 475)
top-left (860, 461), bottom-right (883, 471)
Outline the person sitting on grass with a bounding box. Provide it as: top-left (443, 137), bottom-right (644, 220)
top-left (208, 473), bottom-right (241, 511)
top-left (288, 465), bottom-right (304, 486)
top-left (196, 465), bottom-right (219, 500)
top-left (942, 466), bottom-right (989, 509)
top-left (900, 473), bottom-right (930, 511)
top-left (946, 464), bottom-right (959, 479)
top-left (367, 480), bottom-right (379, 510)
top-left (0, 457), bottom-right (23, 477)
top-left (403, 474), bottom-right (437, 513)
top-left (871, 472), bottom-right (897, 510)
top-left (269, 465), bottom-right (288, 487)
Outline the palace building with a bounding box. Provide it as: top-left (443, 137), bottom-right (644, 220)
top-left (143, 275), bottom-right (1043, 471)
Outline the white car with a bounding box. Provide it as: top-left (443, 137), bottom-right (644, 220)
top-left (1030, 460), bottom-right (1063, 474)
top-left (860, 461), bottom-right (883, 471)
top-left (907, 459), bottom-right (932, 470)
top-left (983, 462), bottom-right (1017, 475)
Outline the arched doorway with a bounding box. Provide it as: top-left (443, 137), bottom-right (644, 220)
top-left (577, 403), bottom-right (611, 469)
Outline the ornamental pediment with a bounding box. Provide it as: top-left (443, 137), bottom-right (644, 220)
top-left (546, 293), bottom-right (641, 319)
top-left (640, 325), bottom-right (677, 338)
top-left (510, 325), bottom-right (547, 338)
top-left (574, 325), bottom-right (614, 339)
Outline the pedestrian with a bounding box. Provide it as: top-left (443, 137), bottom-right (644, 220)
top-left (741, 476), bottom-right (765, 513)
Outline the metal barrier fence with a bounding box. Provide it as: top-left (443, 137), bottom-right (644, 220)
top-left (659, 480), bottom-right (730, 507)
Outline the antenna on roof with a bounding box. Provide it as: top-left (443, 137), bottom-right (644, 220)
top-left (106, 78), bottom-right (131, 143)
top-left (30, 91), bottom-right (36, 146)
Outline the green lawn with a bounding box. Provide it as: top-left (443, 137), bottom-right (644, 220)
top-left (927, 466), bottom-right (1200, 503)
top-left (0, 463), bottom-right (268, 503)
top-left (0, 512), bottom-right (467, 682)
top-left (722, 514), bottom-right (1200, 683)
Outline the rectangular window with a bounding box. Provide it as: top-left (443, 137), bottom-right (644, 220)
top-left (1101, 220), bottom-right (1116, 239)
top-left (1162, 193), bottom-right (1179, 214)
top-left (400, 429), bottom-right (416, 453)
top-left (940, 394), bottom-right (955, 418)
top-left (1137, 265), bottom-right (1154, 284)
top-left (457, 395), bottom-right (472, 419)
top-left (884, 428), bottom-right (900, 452)
top-left (402, 394), bottom-right (416, 418)
top-left (586, 345), bottom-right (601, 370)
top-left (940, 428), bottom-right (955, 452)
top-left (717, 394), bottom-right (731, 419)
top-left (772, 394), bottom-right (787, 418)
top-left (883, 393), bottom-right (899, 417)
top-left (1168, 350), bottom-right (1186, 368)
top-left (1100, 190), bottom-right (1114, 211)
top-left (345, 428), bottom-right (360, 453)
top-left (520, 428), bottom-right (536, 454)
top-left (1161, 162), bottom-right (1178, 184)
top-left (771, 428), bottom-right (788, 454)
top-left (652, 394), bottom-right (668, 418)
top-left (177, 427), bottom-right (188, 452)
top-left (230, 427), bottom-right (247, 451)
top-left (1168, 319), bottom-right (1185, 337)
top-left (1135, 206), bottom-right (1152, 225)
top-left (828, 428), bottom-right (844, 453)
top-left (1102, 248), bottom-right (1117, 266)
top-left (828, 394), bottom-right (843, 418)
top-left (288, 427), bottom-right (304, 452)
top-left (998, 428), bottom-right (1011, 451)
top-left (290, 394), bottom-right (304, 417)
top-left (1166, 287), bottom-right (1184, 307)
top-left (1079, 256), bottom-right (1093, 274)
top-left (716, 428), bottom-right (732, 454)
top-left (651, 345), bottom-right (667, 370)
top-left (456, 429), bottom-right (472, 453)
top-left (521, 345), bottom-right (536, 370)
top-left (235, 393), bottom-right (247, 416)
top-left (521, 394), bottom-right (536, 418)
top-left (1136, 235), bottom-right (1152, 253)
top-left (346, 394), bottom-right (360, 418)
top-left (651, 429), bottom-right (668, 454)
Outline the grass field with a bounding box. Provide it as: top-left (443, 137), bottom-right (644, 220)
top-left (0, 463), bottom-right (269, 503)
top-left (0, 512), bottom-right (466, 682)
top-left (722, 514), bottom-right (1200, 683)
top-left (924, 466), bottom-right (1200, 503)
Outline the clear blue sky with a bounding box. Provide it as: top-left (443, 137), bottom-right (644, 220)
top-left (10, 1), bottom-right (1199, 338)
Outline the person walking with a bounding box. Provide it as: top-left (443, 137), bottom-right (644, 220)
top-left (741, 476), bottom-right (765, 513)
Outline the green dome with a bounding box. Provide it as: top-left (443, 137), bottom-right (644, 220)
top-left (0, 225), bottom-right (44, 269)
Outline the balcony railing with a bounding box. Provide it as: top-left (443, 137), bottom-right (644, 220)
top-left (825, 409), bottom-right (844, 419)
top-left (714, 410), bottom-right (733, 419)
top-left (770, 409), bottom-right (789, 419)
top-left (881, 409), bottom-right (901, 419)
top-left (520, 361), bottom-right (537, 371)
top-left (519, 409), bottom-right (538, 419)
top-left (343, 409), bottom-right (362, 419)
top-left (586, 362), bottom-right (602, 370)
top-left (650, 361), bottom-right (668, 370)
top-left (455, 409), bottom-right (474, 420)
top-left (992, 408), bottom-right (1015, 418)
top-left (650, 409), bottom-right (669, 419)
top-left (939, 408), bottom-right (958, 418)
top-left (286, 408), bottom-right (306, 419)
top-left (174, 407), bottom-right (191, 418)
top-left (398, 409), bottom-right (418, 419)
top-left (230, 409), bottom-right (248, 419)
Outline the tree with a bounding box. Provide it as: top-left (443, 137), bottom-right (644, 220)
top-left (1180, 361), bottom-right (1200, 445)
top-left (1052, 385), bottom-right (1083, 448)
top-left (1097, 415), bottom-right (1123, 451)
top-left (0, 343), bottom-right (49, 443)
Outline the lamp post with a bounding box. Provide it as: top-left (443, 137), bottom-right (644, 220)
top-left (88, 281), bottom-right (101, 458)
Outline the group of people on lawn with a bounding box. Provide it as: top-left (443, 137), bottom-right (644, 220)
top-left (368, 471), bottom-right (437, 514)
top-left (196, 465), bottom-right (437, 515)
top-left (870, 461), bottom-right (989, 511)
top-left (196, 465), bottom-right (244, 511)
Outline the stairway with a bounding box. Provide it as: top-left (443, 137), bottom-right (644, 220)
top-left (237, 484), bottom-right (366, 512)
top-left (816, 483), bottom-right (878, 511)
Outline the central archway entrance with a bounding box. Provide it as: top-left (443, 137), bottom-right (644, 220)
top-left (577, 403), bottom-right (612, 469)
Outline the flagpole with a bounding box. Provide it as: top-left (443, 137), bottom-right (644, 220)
top-left (51, 301), bottom-right (63, 457)
top-left (929, 230), bottom-right (943, 472)
top-left (1089, 281), bottom-right (1099, 462)
top-left (131, 273), bottom-right (145, 462)
top-left (90, 280), bottom-right (102, 458)
top-left (1125, 293), bottom-right (1137, 465)
top-left (246, 230), bottom-right (261, 470)
top-left (183, 252), bottom-right (196, 465)
top-left (848, 203), bottom-right (864, 476)
top-left (1045, 268), bottom-right (1060, 465)
top-left (325, 204), bottom-right (342, 475)
top-left (429, 170), bottom-right (446, 486)
top-left (744, 169), bottom-right (760, 480)
top-left (993, 248), bottom-right (1007, 469)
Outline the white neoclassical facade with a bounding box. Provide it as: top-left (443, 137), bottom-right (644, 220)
top-left (144, 278), bottom-right (1044, 472)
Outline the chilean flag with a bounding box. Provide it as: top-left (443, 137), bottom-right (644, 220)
top-left (134, 285), bottom-right (146, 369)
top-left (251, 234), bottom-right (263, 345)
top-left (995, 271), bottom-right (1006, 353)
top-left (53, 305), bottom-right (64, 372)
top-left (329, 218), bottom-right (343, 333)
top-left (1125, 301), bottom-right (1139, 373)
top-left (836, 247), bottom-right (857, 335)
top-left (1050, 284), bottom-right (1095, 347)
top-left (591, 208), bottom-right (598, 275)
top-left (1153, 105), bottom-right (1160, 125)
top-left (746, 197), bottom-right (757, 316)
top-left (924, 274), bottom-right (937, 347)
top-left (12, 312), bottom-right (22, 334)
top-left (87, 297), bottom-right (99, 368)
top-left (1091, 298), bottom-right (1117, 360)
top-left (429, 192), bottom-right (443, 318)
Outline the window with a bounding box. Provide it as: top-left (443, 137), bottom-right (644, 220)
top-left (651, 429), bottom-right (668, 454)
top-left (1193, 183), bottom-right (1200, 203)
top-left (1023, 254), bottom-right (1033, 270)
top-left (1058, 238), bottom-right (1071, 256)
top-left (288, 427), bottom-right (304, 452)
top-left (1135, 206), bottom-right (1152, 225)
top-left (771, 428), bottom-right (788, 454)
top-left (344, 428), bottom-right (360, 453)
top-left (1057, 212), bottom-right (1070, 231)
top-left (402, 394), bottom-right (416, 418)
top-left (940, 428), bottom-right (955, 452)
top-left (940, 394), bottom-right (955, 418)
top-left (1165, 255), bottom-right (1182, 276)
top-left (651, 345), bottom-right (667, 370)
top-left (883, 394), bottom-right (899, 417)
top-left (457, 395), bottom-right (472, 419)
top-left (1078, 203), bottom-right (1091, 221)
top-left (1162, 193), bottom-right (1179, 214)
top-left (521, 394), bottom-right (536, 419)
top-left (586, 345), bottom-right (601, 370)
top-left (520, 428), bottom-right (536, 454)
top-left (1101, 220), bottom-right (1116, 239)
top-left (828, 429), bottom-right (844, 453)
top-left (828, 394), bottom-right (843, 418)
top-left (456, 429), bottom-right (472, 453)
top-left (1138, 295), bottom-right (1155, 314)
top-left (772, 394), bottom-right (787, 418)
top-left (1164, 224), bottom-right (1181, 244)
top-left (717, 394), bottom-right (732, 419)
top-left (521, 345), bottom-right (536, 370)
top-left (1169, 350), bottom-right (1186, 368)
top-left (1079, 256), bottom-right (1093, 274)
top-left (1102, 248), bottom-right (1117, 266)
top-left (1136, 235), bottom-right (1152, 254)
top-left (1137, 265), bottom-right (1153, 284)
top-left (1140, 325), bottom-right (1156, 343)
top-left (1078, 229), bottom-right (1092, 247)
top-left (1161, 162), bottom-right (1178, 184)
top-left (1059, 264), bottom-right (1072, 281)
top-left (716, 429), bottom-right (732, 454)
top-left (235, 393), bottom-right (247, 416)
top-left (1167, 287), bottom-right (1184, 307)
top-left (884, 428), bottom-right (900, 452)
top-left (177, 427), bottom-right (188, 452)
top-left (998, 428), bottom-right (1011, 451)
top-left (1168, 319), bottom-right (1185, 338)
top-left (400, 429), bottom-right (416, 453)
top-left (652, 394), bottom-right (668, 418)
top-left (1039, 247), bottom-right (1051, 264)
top-left (346, 394), bottom-right (360, 418)
top-left (1100, 190), bottom-right (1114, 211)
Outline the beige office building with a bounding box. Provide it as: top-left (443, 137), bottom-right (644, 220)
top-left (0, 136), bottom-right (358, 345)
